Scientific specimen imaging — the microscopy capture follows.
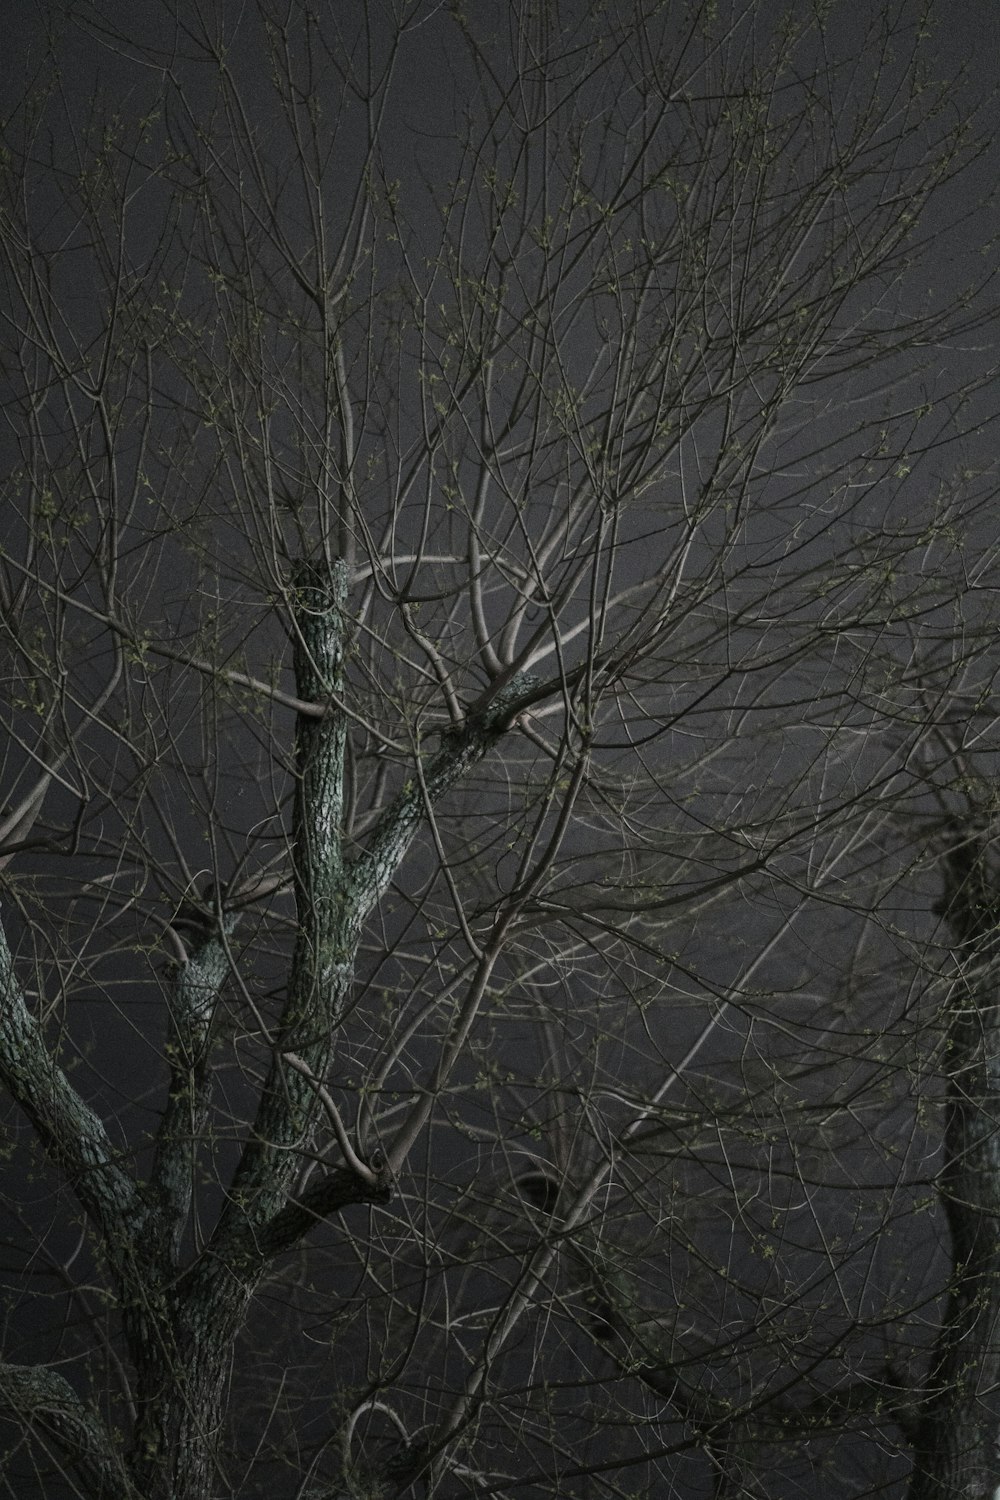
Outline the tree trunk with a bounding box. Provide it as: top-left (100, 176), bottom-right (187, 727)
top-left (128, 1268), bottom-right (253, 1500)
top-left (908, 839), bottom-right (1000, 1500)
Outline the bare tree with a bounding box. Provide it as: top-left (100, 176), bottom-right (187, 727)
top-left (0, 2), bottom-right (997, 1497)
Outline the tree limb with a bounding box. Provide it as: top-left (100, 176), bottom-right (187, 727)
top-left (0, 915), bottom-right (155, 1283)
top-left (0, 1362), bottom-right (139, 1499)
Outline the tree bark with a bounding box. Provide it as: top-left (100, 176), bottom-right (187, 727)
top-left (0, 558), bottom-right (537, 1498)
top-left (908, 837), bottom-right (1000, 1500)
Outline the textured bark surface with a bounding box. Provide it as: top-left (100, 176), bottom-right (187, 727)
top-left (0, 561), bottom-right (536, 1499)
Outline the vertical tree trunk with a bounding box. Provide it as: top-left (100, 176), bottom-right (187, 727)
top-left (127, 560), bottom-right (355, 1500)
top-left (908, 840), bottom-right (1000, 1500)
top-left (128, 1268), bottom-right (254, 1500)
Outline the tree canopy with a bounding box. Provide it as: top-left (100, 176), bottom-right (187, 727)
top-left (0, 3), bottom-right (998, 1497)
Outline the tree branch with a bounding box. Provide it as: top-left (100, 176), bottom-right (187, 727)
top-left (0, 915), bottom-right (154, 1283)
top-left (256, 1166), bottom-right (392, 1259)
top-left (149, 921), bottom-right (237, 1262)
top-left (348, 671), bottom-right (540, 920)
top-left (0, 1362), bottom-right (139, 1499)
